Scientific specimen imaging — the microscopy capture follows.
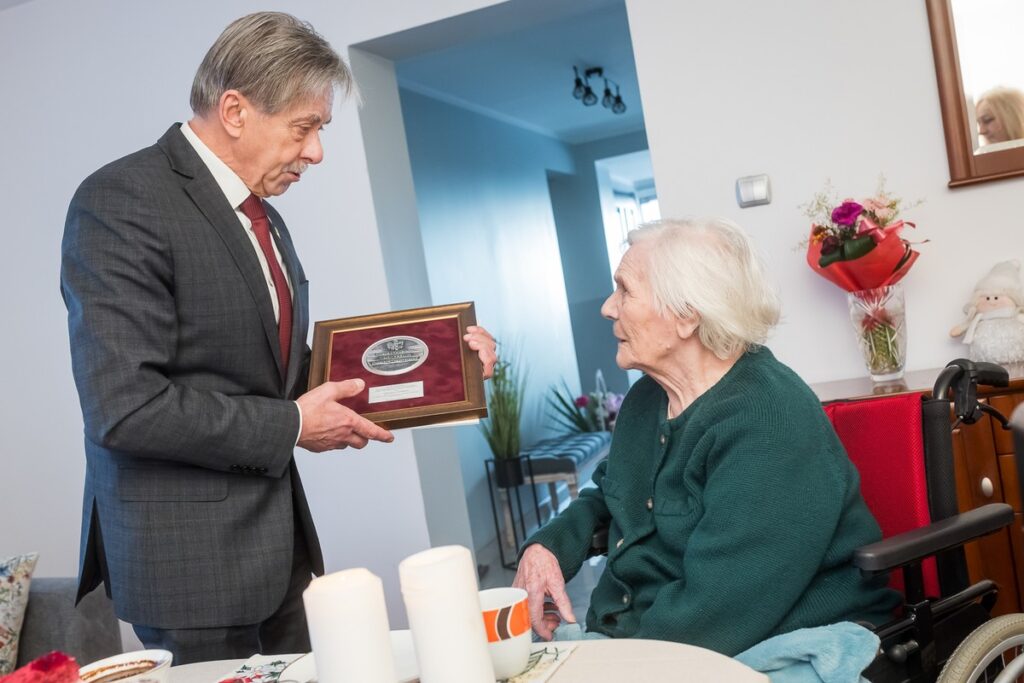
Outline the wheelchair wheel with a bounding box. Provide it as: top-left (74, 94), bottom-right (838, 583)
top-left (937, 613), bottom-right (1024, 682)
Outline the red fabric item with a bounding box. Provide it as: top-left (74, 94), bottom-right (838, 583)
top-left (240, 194), bottom-right (292, 376)
top-left (1, 652), bottom-right (79, 683)
top-left (823, 392), bottom-right (940, 597)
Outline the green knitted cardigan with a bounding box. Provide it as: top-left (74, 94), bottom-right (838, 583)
top-left (525, 348), bottom-right (899, 656)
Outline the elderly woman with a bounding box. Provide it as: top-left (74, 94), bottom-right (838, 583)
top-left (513, 218), bottom-right (899, 656)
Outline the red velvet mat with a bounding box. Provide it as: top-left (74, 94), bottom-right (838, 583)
top-left (328, 316), bottom-right (466, 414)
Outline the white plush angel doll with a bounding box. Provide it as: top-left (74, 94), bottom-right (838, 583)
top-left (950, 260), bottom-right (1024, 364)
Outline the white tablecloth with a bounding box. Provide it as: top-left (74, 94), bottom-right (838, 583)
top-left (169, 637), bottom-right (768, 683)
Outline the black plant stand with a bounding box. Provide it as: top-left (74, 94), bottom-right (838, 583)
top-left (485, 455), bottom-right (542, 569)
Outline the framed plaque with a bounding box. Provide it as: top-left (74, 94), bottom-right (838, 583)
top-left (308, 302), bottom-right (487, 430)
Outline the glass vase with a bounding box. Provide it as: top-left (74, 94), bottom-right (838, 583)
top-left (847, 284), bottom-right (907, 382)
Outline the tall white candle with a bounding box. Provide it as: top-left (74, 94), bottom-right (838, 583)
top-left (399, 546), bottom-right (495, 683)
top-left (303, 568), bottom-right (397, 683)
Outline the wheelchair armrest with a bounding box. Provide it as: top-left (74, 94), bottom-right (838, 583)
top-left (853, 503), bottom-right (1012, 574)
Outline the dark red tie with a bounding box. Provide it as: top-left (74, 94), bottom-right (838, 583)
top-left (240, 194), bottom-right (292, 375)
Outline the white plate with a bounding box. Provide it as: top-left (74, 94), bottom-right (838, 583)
top-left (279, 630), bottom-right (419, 683)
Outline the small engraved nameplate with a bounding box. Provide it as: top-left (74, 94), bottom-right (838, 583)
top-left (368, 381), bottom-right (425, 404)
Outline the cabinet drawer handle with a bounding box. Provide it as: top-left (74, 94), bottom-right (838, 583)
top-left (980, 477), bottom-right (994, 498)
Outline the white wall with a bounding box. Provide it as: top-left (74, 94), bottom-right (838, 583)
top-left (626, 0), bottom-right (1024, 384)
top-left (0, 0), bottom-right (502, 627)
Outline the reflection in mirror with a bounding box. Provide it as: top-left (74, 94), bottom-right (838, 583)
top-left (949, 0), bottom-right (1024, 154)
top-left (927, 0), bottom-right (1024, 186)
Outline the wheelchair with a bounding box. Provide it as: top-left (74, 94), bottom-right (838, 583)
top-left (834, 359), bottom-right (1024, 683)
top-left (586, 359), bottom-right (1024, 682)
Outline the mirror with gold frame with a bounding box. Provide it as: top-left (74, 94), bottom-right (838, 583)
top-left (927, 0), bottom-right (1024, 187)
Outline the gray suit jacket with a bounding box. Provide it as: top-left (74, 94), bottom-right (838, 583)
top-left (61, 124), bottom-right (325, 629)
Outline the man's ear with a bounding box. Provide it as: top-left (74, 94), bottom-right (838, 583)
top-left (218, 90), bottom-right (247, 140)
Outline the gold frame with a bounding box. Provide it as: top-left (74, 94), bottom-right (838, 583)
top-left (926, 0), bottom-right (1024, 187)
top-left (309, 301), bottom-right (487, 430)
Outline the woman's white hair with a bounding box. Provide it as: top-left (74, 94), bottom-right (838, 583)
top-left (627, 217), bottom-right (781, 359)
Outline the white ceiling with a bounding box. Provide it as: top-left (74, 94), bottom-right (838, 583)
top-left (374, 0), bottom-right (645, 144)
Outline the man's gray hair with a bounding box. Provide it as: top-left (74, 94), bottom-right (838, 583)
top-left (627, 217), bottom-right (781, 359)
top-left (190, 12), bottom-right (354, 116)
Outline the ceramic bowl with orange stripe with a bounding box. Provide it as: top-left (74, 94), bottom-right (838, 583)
top-left (479, 587), bottom-right (531, 679)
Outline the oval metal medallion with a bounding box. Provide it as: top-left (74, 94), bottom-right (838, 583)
top-left (361, 335), bottom-right (429, 376)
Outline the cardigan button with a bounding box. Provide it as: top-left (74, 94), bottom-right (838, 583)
top-left (659, 434), bottom-right (666, 445)
top-left (622, 594), bottom-right (630, 605)
top-left (646, 497), bottom-right (654, 510)
top-left (615, 538), bottom-right (624, 549)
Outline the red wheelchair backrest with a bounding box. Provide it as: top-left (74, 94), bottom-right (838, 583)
top-left (823, 392), bottom-right (940, 596)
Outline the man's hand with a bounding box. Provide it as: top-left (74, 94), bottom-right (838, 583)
top-left (513, 544), bottom-right (576, 641)
top-left (464, 325), bottom-right (498, 379)
top-left (296, 379), bottom-right (394, 452)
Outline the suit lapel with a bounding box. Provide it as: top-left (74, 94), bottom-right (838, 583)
top-left (265, 207), bottom-right (308, 398)
top-left (158, 126), bottom-right (286, 385)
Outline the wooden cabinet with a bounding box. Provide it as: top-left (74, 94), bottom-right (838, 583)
top-left (812, 365), bottom-right (1024, 616)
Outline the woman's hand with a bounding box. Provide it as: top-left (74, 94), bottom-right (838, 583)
top-left (464, 325), bottom-right (498, 379)
top-left (513, 544), bottom-right (577, 640)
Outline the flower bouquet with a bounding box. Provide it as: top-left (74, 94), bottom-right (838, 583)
top-left (548, 370), bottom-right (623, 433)
top-left (802, 179), bottom-right (922, 380)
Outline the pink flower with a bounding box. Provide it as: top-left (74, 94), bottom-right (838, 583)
top-left (831, 201), bottom-right (864, 226)
top-left (574, 396), bottom-right (589, 408)
top-left (861, 196), bottom-right (887, 212)
top-left (861, 196), bottom-right (896, 224)
top-left (874, 206), bottom-right (895, 222)
top-left (604, 393), bottom-right (624, 415)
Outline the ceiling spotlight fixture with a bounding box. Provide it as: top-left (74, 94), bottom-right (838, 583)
top-left (602, 79), bottom-right (614, 108)
top-left (570, 65), bottom-right (628, 115)
top-left (612, 85), bottom-right (627, 114)
top-left (572, 66), bottom-right (585, 100)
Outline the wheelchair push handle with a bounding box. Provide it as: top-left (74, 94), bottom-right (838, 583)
top-left (932, 358), bottom-right (1011, 428)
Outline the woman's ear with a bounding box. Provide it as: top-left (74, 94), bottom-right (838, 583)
top-left (675, 313), bottom-right (700, 341)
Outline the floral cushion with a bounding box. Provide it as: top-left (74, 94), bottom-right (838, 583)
top-left (0, 552), bottom-right (39, 675)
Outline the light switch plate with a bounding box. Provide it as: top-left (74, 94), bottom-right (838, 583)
top-left (735, 174), bottom-right (771, 208)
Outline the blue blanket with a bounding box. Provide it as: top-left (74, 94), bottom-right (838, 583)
top-left (735, 622), bottom-right (879, 683)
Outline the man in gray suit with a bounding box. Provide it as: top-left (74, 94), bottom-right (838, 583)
top-left (61, 12), bottom-right (496, 663)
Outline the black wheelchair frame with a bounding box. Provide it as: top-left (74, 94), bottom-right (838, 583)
top-left (853, 359), bottom-right (1023, 683)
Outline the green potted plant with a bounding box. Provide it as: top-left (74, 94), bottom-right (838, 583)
top-left (480, 354), bottom-right (526, 488)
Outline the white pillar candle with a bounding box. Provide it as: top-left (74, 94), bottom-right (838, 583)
top-left (399, 546), bottom-right (495, 683)
top-left (303, 568), bottom-right (397, 683)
